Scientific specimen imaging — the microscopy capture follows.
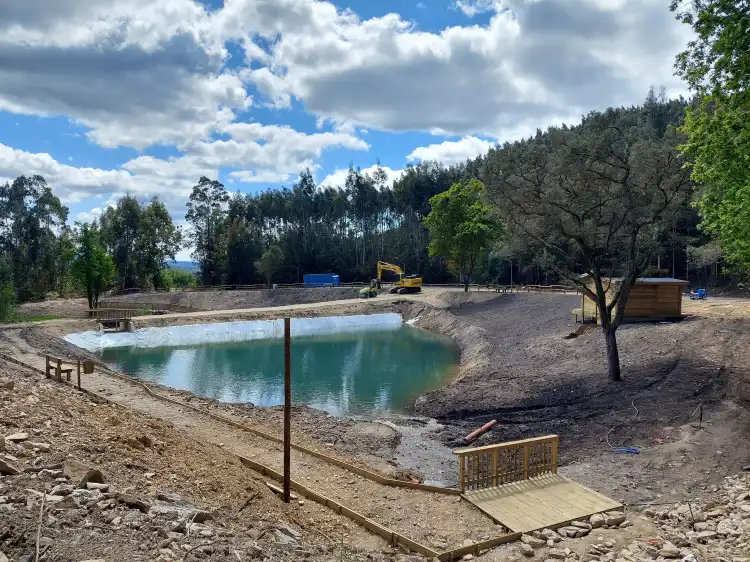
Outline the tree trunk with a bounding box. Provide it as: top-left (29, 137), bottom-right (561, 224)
top-left (463, 278), bottom-right (469, 292)
top-left (605, 326), bottom-right (622, 381)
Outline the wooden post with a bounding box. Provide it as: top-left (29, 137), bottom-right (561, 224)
top-left (459, 456), bottom-right (465, 493)
top-left (45, 355), bottom-right (50, 379)
top-left (77, 360), bottom-right (81, 391)
top-left (523, 445), bottom-right (529, 480)
top-left (56, 358), bottom-right (62, 382)
top-left (492, 448), bottom-right (499, 487)
top-left (283, 317), bottom-right (291, 503)
top-left (551, 438), bottom-right (558, 474)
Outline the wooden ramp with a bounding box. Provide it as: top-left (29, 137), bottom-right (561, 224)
top-left (455, 435), bottom-right (621, 533)
top-left (463, 473), bottom-right (621, 533)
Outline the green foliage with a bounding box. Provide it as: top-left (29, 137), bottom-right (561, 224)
top-left (186, 176), bottom-right (229, 285)
top-left (0, 256), bottom-right (16, 322)
top-left (160, 268), bottom-right (197, 290)
top-left (423, 179), bottom-right (502, 290)
top-left (671, 0), bottom-right (750, 269)
top-left (72, 223), bottom-right (116, 309)
top-left (484, 105), bottom-right (693, 380)
top-left (100, 195), bottom-right (182, 290)
top-left (254, 245), bottom-right (284, 286)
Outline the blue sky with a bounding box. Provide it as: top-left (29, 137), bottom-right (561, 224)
top-left (0, 0), bottom-right (690, 259)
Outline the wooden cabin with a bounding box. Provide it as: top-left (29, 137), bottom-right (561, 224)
top-left (576, 277), bottom-right (688, 323)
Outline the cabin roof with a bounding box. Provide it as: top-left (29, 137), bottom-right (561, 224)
top-left (579, 274), bottom-right (688, 285)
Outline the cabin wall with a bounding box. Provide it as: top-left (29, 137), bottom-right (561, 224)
top-left (580, 282), bottom-right (683, 321)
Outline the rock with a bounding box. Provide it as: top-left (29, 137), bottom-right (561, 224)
top-left (521, 535), bottom-right (547, 549)
top-left (0, 459), bottom-right (19, 475)
top-left (38, 469), bottom-right (64, 479)
top-left (660, 542), bottom-right (681, 558)
top-left (63, 460), bottom-right (105, 489)
top-left (619, 520), bottom-right (632, 528)
top-left (539, 529), bottom-right (562, 542)
top-left (604, 511), bottom-right (626, 526)
top-left (21, 442), bottom-right (50, 452)
top-left (50, 484), bottom-right (74, 496)
top-left (519, 543), bottom-right (534, 557)
top-left (693, 522), bottom-right (710, 531)
top-left (274, 529), bottom-right (297, 545)
top-left (276, 525), bottom-right (301, 540)
top-left (190, 509), bottom-right (213, 523)
top-left (1, 380), bottom-right (14, 390)
top-left (462, 555), bottom-right (474, 561)
top-left (693, 530), bottom-right (718, 542)
top-left (590, 513), bottom-right (605, 528)
top-left (571, 520), bottom-right (592, 530)
top-left (126, 438), bottom-right (145, 450)
top-left (580, 555), bottom-right (600, 562)
top-left (4, 432), bottom-right (29, 443)
top-left (547, 549), bottom-right (567, 560)
top-left (137, 435), bottom-right (153, 447)
top-left (115, 493), bottom-right (151, 513)
top-left (86, 482), bottom-right (109, 492)
top-left (0, 552), bottom-right (8, 562)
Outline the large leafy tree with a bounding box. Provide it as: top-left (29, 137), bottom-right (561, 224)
top-left (484, 108), bottom-right (692, 381)
top-left (186, 177), bottom-right (229, 285)
top-left (671, 0), bottom-right (750, 268)
top-left (423, 179), bottom-right (502, 292)
top-left (254, 245), bottom-right (283, 287)
top-left (72, 223), bottom-right (116, 309)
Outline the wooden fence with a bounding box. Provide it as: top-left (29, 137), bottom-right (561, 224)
top-left (454, 435), bottom-right (559, 493)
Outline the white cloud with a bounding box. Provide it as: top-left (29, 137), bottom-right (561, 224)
top-left (408, 136), bottom-right (495, 166)
top-left (320, 165), bottom-right (405, 189)
top-left (453, 0), bottom-right (497, 17)
top-left (238, 0), bottom-right (690, 140)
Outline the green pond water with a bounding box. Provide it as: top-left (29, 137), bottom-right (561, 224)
top-left (100, 325), bottom-right (459, 416)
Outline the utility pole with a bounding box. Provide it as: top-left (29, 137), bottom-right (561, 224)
top-left (283, 318), bottom-right (291, 503)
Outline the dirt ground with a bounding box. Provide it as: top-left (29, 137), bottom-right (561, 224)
top-left (114, 287), bottom-right (363, 310)
top-left (4, 290), bottom-right (750, 519)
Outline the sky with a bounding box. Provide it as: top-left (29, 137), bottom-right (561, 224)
top-left (0, 0), bottom-right (692, 260)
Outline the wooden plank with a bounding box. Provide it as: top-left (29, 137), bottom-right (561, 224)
top-left (463, 474), bottom-right (621, 533)
top-left (454, 435), bottom-right (558, 455)
top-left (265, 481), bottom-right (299, 500)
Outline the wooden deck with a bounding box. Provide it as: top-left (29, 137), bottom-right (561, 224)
top-left (463, 473), bottom-right (622, 533)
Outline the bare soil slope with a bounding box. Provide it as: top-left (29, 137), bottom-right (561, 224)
top-left (114, 287), bottom-right (362, 310)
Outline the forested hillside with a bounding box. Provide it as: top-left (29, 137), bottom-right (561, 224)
top-left (0, 89), bottom-right (738, 317)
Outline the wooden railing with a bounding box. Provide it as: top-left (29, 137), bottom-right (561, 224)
top-left (454, 435), bottom-right (559, 493)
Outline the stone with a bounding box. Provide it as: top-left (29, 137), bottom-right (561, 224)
top-left (604, 512), bottom-right (626, 526)
top-left (1, 380), bottom-right (14, 390)
top-left (137, 435), bottom-right (153, 447)
top-left (539, 529), bottom-right (562, 542)
top-left (63, 460), bottom-right (105, 489)
top-left (694, 530), bottom-right (718, 542)
top-left (547, 549), bottom-right (567, 560)
top-left (21, 442), bottom-right (50, 452)
top-left (659, 542), bottom-right (681, 558)
top-left (50, 484), bottom-right (74, 496)
top-left (86, 482), bottom-right (109, 492)
top-left (571, 520), bottom-right (592, 530)
top-left (4, 432), bottom-right (29, 443)
top-left (190, 509), bottom-right (213, 523)
top-left (694, 522), bottom-right (710, 531)
top-left (39, 469), bottom-right (64, 479)
top-left (274, 529), bottom-right (297, 545)
top-left (521, 535), bottom-right (547, 549)
top-left (0, 553), bottom-right (8, 562)
top-left (590, 513), bottom-right (606, 529)
top-left (115, 493), bottom-right (151, 513)
top-left (126, 438), bottom-right (145, 450)
top-left (276, 525), bottom-right (301, 540)
top-left (580, 555), bottom-right (600, 562)
top-left (0, 459), bottom-right (19, 475)
top-left (619, 520), bottom-right (632, 528)
top-left (519, 543), bottom-right (534, 557)
top-left (463, 555), bottom-right (474, 561)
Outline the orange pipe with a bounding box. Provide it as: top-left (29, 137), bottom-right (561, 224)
top-left (463, 419), bottom-right (498, 443)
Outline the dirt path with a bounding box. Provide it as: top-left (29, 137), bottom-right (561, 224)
top-left (11, 352), bottom-right (501, 551)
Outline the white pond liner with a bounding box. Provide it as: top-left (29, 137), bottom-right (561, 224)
top-left (64, 313), bottom-right (404, 352)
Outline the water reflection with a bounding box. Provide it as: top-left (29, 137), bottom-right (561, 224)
top-left (100, 326), bottom-right (459, 416)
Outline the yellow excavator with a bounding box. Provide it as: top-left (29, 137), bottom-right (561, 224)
top-left (377, 261), bottom-right (422, 294)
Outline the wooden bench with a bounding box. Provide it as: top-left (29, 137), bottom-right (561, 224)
top-left (45, 355), bottom-right (85, 390)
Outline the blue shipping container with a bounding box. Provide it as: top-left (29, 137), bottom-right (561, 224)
top-left (303, 273), bottom-right (340, 287)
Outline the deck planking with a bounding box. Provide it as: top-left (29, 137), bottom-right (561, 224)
top-left (463, 473), bottom-right (622, 533)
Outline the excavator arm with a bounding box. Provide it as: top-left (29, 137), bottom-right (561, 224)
top-left (377, 261), bottom-right (404, 281)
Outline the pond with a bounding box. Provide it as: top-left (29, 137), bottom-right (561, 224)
top-left (67, 315), bottom-right (459, 416)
